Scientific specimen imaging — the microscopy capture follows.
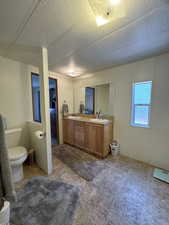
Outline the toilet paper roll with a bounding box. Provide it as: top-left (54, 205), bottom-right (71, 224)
top-left (35, 130), bottom-right (45, 140)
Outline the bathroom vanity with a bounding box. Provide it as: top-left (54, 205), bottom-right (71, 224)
top-left (63, 116), bottom-right (113, 158)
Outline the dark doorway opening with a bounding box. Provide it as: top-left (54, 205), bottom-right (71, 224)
top-left (85, 87), bottom-right (95, 114)
top-left (49, 78), bottom-right (59, 145)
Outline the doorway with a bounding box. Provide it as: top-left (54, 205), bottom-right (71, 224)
top-left (85, 87), bottom-right (95, 114)
top-left (49, 78), bottom-right (59, 145)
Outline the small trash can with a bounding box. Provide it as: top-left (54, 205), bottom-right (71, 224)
top-left (110, 141), bottom-right (120, 157)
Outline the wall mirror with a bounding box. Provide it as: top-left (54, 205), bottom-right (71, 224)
top-left (80, 84), bottom-right (110, 115)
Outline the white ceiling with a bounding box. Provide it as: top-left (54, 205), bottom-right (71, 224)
top-left (0, 0), bottom-right (169, 77)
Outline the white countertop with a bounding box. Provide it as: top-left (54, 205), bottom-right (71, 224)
top-left (64, 116), bottom-right (112, 125)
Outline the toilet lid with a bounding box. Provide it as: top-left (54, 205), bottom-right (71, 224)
top-left (8, 146), bottom-right (27, 161)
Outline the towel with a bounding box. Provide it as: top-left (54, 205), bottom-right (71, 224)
top-left (62, 103), bottom-right (69, 115)
top-left (79, 103), bottom-right (85, 114)
top-left (0, 115), bottom-right (16, 205)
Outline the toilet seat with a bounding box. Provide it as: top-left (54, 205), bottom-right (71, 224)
top-left (8, 146), bottom-right (27, 161)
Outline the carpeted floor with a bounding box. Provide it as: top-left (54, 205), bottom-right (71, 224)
top-left (10, 176), bottom-right (79, 225)
top-left (13, 144), bottom-right (169, 225)
top-left (53, 144), bottom-right (109, 181)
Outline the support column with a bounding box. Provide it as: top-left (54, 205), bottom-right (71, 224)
top-left (40, 47), bottom-right (52, 174)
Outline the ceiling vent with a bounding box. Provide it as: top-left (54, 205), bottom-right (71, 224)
top-left (88, 0), bottom-right (125, 26)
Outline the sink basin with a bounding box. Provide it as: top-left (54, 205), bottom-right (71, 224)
top-left (89, 118), bottom-right (109, 123)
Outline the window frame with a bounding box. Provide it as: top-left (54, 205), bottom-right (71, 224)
top-left (131, 81), bottom-right (152, 128)
top-left (31, 72), bottom-right (42, 123)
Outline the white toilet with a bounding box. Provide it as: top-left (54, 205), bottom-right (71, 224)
top-left (5, 128), bottom-right (28, 183)
top-left (8, 146), bottom-right (28, 183)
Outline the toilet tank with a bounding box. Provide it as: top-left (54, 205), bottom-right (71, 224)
top-left (5, 128), bottom-right (27, 148)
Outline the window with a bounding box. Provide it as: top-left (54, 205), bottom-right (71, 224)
top-left (31, 73), bottom-right (41, 122)
top-left (85, 87), bottom-right (95, 114)
top-left (131, 81), bottom-right (152, 128)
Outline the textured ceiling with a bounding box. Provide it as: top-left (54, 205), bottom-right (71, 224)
top-left (0, 0), bottom-right (169, 76)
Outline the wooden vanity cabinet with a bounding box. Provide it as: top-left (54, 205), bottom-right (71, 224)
top-left (63, 119), bottom-right (113, 158)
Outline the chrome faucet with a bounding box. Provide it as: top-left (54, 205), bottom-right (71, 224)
top-left (96, 110), bottom-right (101, 119)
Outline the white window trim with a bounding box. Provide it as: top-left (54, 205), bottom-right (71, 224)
top-left (131, 81), bottom-right (152, 128)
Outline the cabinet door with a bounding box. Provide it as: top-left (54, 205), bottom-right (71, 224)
top-left (63, 119), bottom-right (74, 145)
top-left (74, 121), bottom-right (85, 148)
top-left (89, 124), bottom-right (104, 156)
top-left (84, 123), bottom-right (91, 151)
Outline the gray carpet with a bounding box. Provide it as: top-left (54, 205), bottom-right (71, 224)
top-left (54, 145), bottom-right (108, 181)
top-left (10, 176), bottom-right (80, 225)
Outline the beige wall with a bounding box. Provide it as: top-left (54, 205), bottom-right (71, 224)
top-left (0, 56), bottom-right (39, 149)
top-left (0, 56), bottom-right (36, 128)
top-left (74, 53), bottom-right (169, 170)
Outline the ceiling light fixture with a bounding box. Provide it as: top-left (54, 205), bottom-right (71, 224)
top-left (110, 0), bottom-right (121, 5)
top-left (96, 16), bottom-right (109, 26)
top-left (67, 70), bottom-right (81, 77)
top-left (68, 69), bottom-right (75, 73)
top-left (88, 0), bottom-right (125, 27)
